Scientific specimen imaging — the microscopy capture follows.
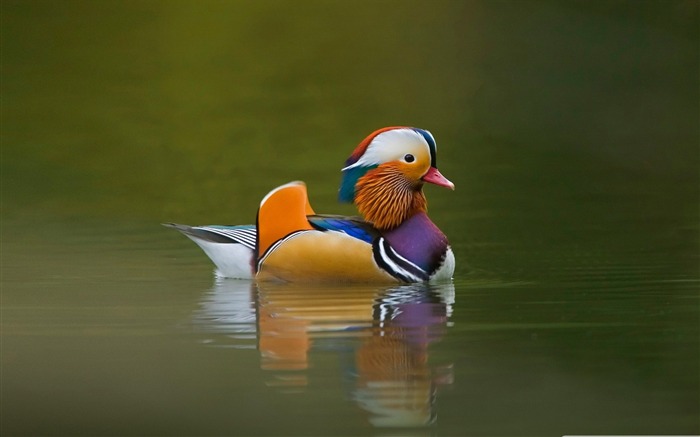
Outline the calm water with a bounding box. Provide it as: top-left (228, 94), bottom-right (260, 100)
top-left (2, 1), bottom-right (698, 436)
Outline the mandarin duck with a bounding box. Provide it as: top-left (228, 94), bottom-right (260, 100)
top-left (165, 126), bottom-right (455, 283)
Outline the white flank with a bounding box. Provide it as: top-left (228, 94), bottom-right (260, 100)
top-left (186, 236), bottom-right (254, 279)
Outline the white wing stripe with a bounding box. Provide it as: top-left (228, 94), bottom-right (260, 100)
top-left (386, 245), bottom-right (424, 275)
top-left (376, 238), bottom-right (422, 282)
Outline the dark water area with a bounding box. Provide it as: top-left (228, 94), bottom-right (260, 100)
top-left (2, 1), bottom-right (698, 435)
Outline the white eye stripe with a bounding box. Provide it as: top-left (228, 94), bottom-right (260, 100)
top-left (342, 128), bottom-right (430, 170)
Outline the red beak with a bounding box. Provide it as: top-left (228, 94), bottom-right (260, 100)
top-left (422, 167), bottom-right (455, 190)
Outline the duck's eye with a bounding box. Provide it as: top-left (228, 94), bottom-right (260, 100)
top-left (404, 154), bottom-right (415, 163)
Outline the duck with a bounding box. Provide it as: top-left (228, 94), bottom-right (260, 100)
top-left (165, 126), bottom-right (455, 283)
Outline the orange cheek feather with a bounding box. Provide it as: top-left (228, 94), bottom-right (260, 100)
top-left (393, 158), bottom-right (430, 184)
top-left (354, 164), bottom-right (428, 230)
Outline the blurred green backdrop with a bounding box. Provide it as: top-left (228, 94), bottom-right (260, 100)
top-left (3, 0), bottom-right (697, 227)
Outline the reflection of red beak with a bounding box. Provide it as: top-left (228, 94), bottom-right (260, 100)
top-left (422, 167), bottom-right (455, 190)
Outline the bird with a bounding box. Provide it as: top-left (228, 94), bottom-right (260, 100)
top-left (164, 126), bottom-right (455, 283)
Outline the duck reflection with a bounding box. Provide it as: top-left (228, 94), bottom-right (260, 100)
top-left (354, 284), bottom-right (454, 427)
top-left (193, 279), bottom-right (454, 427)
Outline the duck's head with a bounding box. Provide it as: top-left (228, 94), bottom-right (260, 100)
top-left (339, 126), bottom-right (454, 230)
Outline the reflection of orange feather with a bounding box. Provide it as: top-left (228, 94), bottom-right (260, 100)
top-left (256, 283), bottom-right (379, 372)
top-left (356, 331), bottom-right (429, 380)
top-left (257, 182), bottom-right (315, 259)
top-left (355, 330), bottom-right (433, 427)
top-left (258, 302), bottom-right (310, 371)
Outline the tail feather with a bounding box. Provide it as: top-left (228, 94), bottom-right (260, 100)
top-left (163, 222), bottom-right (255, 279)
top-left (163, 223), bottom-right (256, 249)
